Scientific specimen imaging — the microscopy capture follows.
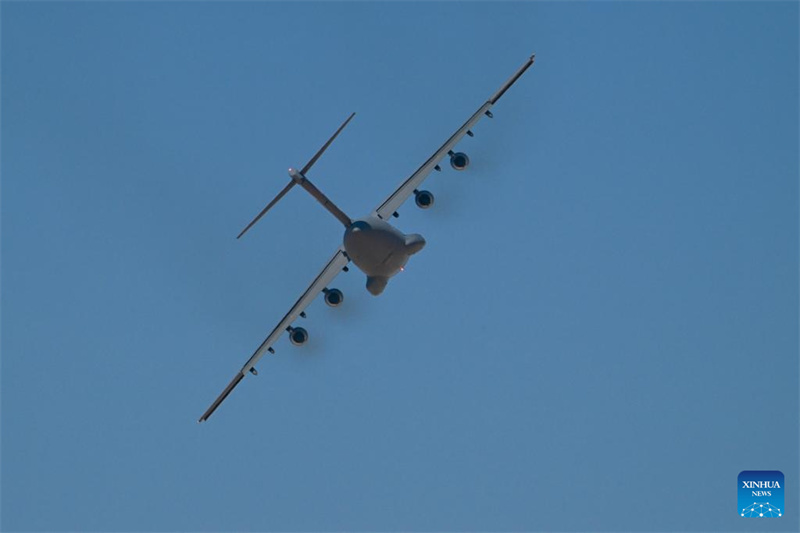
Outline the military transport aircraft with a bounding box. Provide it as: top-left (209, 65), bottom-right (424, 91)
top-left (199, 54), bottom-right (535, 422)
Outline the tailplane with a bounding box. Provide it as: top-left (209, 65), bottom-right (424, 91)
top-left (237, 112), bottom-right (356, 239)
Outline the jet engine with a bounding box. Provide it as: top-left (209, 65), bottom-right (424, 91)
top-left (414, 189), bottom-right (435, 209)
top-left (287, 326), bottom-right (309, 346)
top-left (323, 288), bottom-right (344, 307)
top-left (449, 151), bottom-right (470, 171)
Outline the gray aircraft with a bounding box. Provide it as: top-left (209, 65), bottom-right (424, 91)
top-left (199, 54), bottom-right (535, 422)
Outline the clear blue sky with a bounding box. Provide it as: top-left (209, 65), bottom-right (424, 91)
top-left (2, 2), bottom-right (797, 532)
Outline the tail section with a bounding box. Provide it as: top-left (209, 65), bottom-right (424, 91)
top-left (236, 181), bottom-right (295, 239)
top-left (237, 113), bottom-right (356, 238)
top-left (288, 168), bottom-right (352, 228)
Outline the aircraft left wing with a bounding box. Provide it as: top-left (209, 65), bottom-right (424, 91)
top-left (373, 54), bottom-right (535, 220)
top-left (198, 247), bottom-right (350, 422)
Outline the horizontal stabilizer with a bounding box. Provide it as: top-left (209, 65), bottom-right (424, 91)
top-left (236, 112), bottom-right (355, 239)
top-left (301, 112), bottom-right (355, 175)
top-left (237, 181), bottom-right (296, 239)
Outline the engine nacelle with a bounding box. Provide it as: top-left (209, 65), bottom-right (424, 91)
top-left (323, 288), bottom-right (344, 307)
top-left (414, 189), bottom-right (435, 209)
top-left (449, 151), bottom-right (470, 171)
top-left (287, 326), bottom-right (309, 346)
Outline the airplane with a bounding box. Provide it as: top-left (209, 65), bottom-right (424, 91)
top-left (199, 54), bottom-right (536, 423)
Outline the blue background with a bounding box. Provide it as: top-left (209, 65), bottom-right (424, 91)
top-left (2, 2), bottom-right (798, 532)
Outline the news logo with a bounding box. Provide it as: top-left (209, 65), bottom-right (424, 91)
top-left (738, 471), bottom-right (783, 517)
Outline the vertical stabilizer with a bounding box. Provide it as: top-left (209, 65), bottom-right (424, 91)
top-left (237, 113), bottom-right (356, 238)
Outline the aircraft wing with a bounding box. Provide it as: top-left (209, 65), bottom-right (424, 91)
top-left (373, 54), bottom-right (535, 220)
top-left (198, 247), bottom-right (350, 422)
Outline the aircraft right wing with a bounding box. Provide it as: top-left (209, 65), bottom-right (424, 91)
top-left (373, 54), bottom-right (535, 220)
top-left (198, 247), bottom-right (350, 422)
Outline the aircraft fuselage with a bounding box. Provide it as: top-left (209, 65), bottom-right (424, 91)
top-left (343, 216), bottom-right (425, 295)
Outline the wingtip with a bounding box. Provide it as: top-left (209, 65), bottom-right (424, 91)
top-left (198, 371), bottom-right (246, 423)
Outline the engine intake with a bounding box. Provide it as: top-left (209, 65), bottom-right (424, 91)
top-left (414, 189), bottom-right (435, 209)
top-left (287, 326), bottom-right (309, 346)
top-left (323, 288), bottom-right (344, 307)
top-left (449, 151), bottom-right (470, 171)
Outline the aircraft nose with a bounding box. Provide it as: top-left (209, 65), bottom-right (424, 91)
top-left (348, 220), bottom-right (371, 233)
